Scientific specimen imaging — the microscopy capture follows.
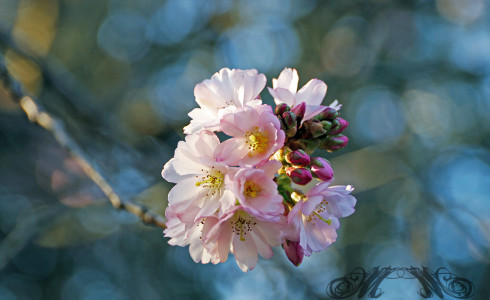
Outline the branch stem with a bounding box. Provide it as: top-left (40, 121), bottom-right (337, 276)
top-left (0, 56), bottom-right (167, 229)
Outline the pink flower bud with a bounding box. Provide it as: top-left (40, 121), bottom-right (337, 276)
top-left (286, 167), bottom-right (312, 185)
top-left (333, 134), bottom-right (348, 145)
top-left (282, 111), bottom-right (297, 129)
top-left (291, 102), bottom-right (306, 119)
top-left (275, 103), bottom-right (290, 116)
top-left (310, 157), bottom-right (334, 181)
top-left (283, 240), bottom-right (304, 266)
top-left (316, 107), bottom-right (338, 120)
top-left (330, 135), bottom-right (349, 150)
top-left (320, 134), bottom-right (349, 151)
top-left (329, 117), bottom-right (349, 135)
top-left (286, 150), bottom-right (310, 167)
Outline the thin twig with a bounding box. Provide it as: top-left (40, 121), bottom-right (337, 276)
top-left (0, 56), bottom-right (167, 229)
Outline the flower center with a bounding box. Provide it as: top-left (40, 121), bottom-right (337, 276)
top-left (243, 180), bottom-right (261, 198)
top-left (230, 211), bottom-right (256, 241)
top-left (218, 100), bottom-right (233, 109)
top-left (245, 127), bottom-right (269, 156)
top-left (195, 168), bottom-right (224, 196)
top-left (305, 199), bottom-right (332, 225)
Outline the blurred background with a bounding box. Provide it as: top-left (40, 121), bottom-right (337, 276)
top-left (0, 0), bottom-right (489, 299)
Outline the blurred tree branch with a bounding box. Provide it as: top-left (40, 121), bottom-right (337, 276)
top-left (0, 55), bottom-right (167, 229)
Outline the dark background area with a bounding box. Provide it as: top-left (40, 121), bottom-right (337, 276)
top-left (0, 0), bottom-right (489, 299)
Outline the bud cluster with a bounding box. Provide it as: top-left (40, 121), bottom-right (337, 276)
top-left (279, 149), bottom-right (334, 186)
top-left (275, 103), bottom-right (349, 153)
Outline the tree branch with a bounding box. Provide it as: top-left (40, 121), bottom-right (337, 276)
top-left (0, 56), bottom-right (167, 229)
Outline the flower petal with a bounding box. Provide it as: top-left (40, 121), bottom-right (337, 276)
top-left (296, 78), bottom-right (327, 106)
top-left (301, 195), bottom-right (324, 216)
top-left (184, 108), bottom-right (220, 134)
top-left (251, 231), bottom-right (274, 259)
top-left (268, 87), bottom-right (295, 106)
top-left (253, 218), bottom-right (284, 247)
top-left (161, 158), bottom-right (181, 183)
top-left (167, 177), bottom-right (205, 210)
top-left (238, 69), bottom-right (267, 106)
top-left (273, 68), bottom-right (299, 94)
top-left (215, 138), bottom-right (249, 166)
top-left (257, 160), bottom-right (282, 178)
top-left (194, 81), bottom-right (228, 111)
top-left (194, 195), bottom-right (221, 221)
top-left (302, 104), bottom-right (327, 123)
top-left (233, 233), bottom-right (258, 272)
top-left (218, 189), bottom-right (237, 217)
top-left (328, 99), bottom-right (342, 110)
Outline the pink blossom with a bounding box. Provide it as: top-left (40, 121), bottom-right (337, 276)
top-left (286, 181), bottom-right (356, 256)
top-left (216, 105), bottom-right (285, 166)
top-left (204, 206), bottom-right (286, 272)
top-left (268, 68), bottom-right (341, 122)
top-left (161, 66), bottom-right (357, 272)
top-left (162, 132), bottom-right (236, 222)
top-left (229, 160), bottom-right (284, 219)
top-left (184, 68), bottom-right (266, 134)
top-left (164, 205), bottom-right (220, 264)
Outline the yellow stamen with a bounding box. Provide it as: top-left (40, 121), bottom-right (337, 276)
top-left (230, 212), bottom-right (257, 242)
top-left (240, 226), bottom-right (245, 241)
top-left (243, 180), bottom-right (261, 198)
top-left (195, 170), bottom-right (224, 198)
top-left (245, 128), bottom-right (269, 156)
top-left (313, 211), bottom-right (332, 225)
top-left (195, 177), bottom-right (219, 186)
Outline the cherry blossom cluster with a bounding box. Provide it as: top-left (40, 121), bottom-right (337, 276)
top-left (162, 68), bottom-right (357, 272)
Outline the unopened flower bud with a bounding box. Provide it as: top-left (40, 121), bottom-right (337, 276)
top-left (310, 157), bottom-right (334, 181)
top-left (331, 134), bottom-right (348, 148)
top-left (282, 111), bottom-right (297, 129)
top-left (291, 102), bottom-right (306, 119)
top-left (321, 134), bottom-right (349, 151)
top-left (304, 120), bottom-right (326, 138)
top-left (302, 138), bottom-right (320, 153)
top-left (275, 103), bottom-right (290, 116)
top-left (321, 120), bottom-right (332, 131)
top-left (316, 107), bottom-right (338, 120)
top-left (329, 117), bottom-right (349, 135)
top-left (286, 149), bottom-right (310, 166)
top-left (283, 240), bottom-right (304, 266)
top-left (329, 119), bottom-right (340, 133)
top-left (286, 167), bottom-right (312, 185)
